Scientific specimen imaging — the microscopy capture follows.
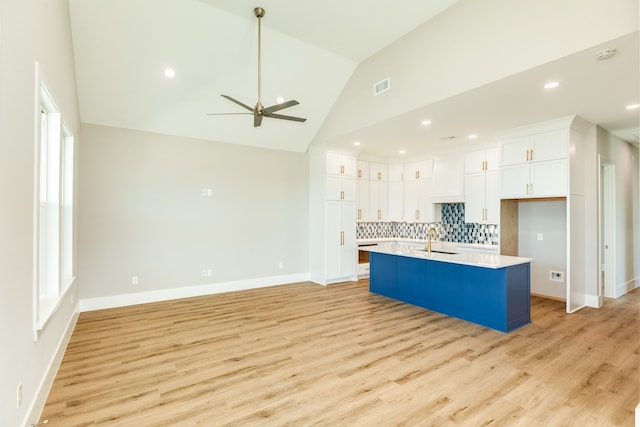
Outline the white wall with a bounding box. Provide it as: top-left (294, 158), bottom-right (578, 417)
top-left (518, 200), bottom-right (568, 300)
top-left (78, 124), bottom-right (309, 307)
top-left (0, 0), bottom-right (81, 425)
top-left (315, 0), bottom-right (639, 143)
top-left (597, 127), bottom-right (640, 295)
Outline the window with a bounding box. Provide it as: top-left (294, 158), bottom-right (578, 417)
top-left (34, 66), bottom-right (75, 337)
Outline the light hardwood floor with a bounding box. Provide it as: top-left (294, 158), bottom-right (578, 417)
top-left (41, 280), bottom-right (638, 426)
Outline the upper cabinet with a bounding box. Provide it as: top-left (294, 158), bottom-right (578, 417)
top-left (327, 152), bottom-right (357, 177)
top-left (499, 125), bottom-right (570, 199)
top-left (404, 160), bottom-right (434, 181)
top-left (465, 148), bottom-right (499, 224)
top-left (387, 164), bottom-right (404, 221)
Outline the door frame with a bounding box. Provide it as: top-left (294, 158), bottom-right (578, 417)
top-left (597, 155), bottom-right (616, 302)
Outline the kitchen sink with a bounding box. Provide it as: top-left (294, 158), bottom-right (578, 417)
top-left (417, 249), bottom-right (459, 255)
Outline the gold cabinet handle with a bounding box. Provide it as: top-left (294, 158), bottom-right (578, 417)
top-left (377, 171), bottom-right (382, 180)
top-left (357, 170), bottom-right (362, 178)
top-left (357, 208), bottom-right (361, 220)
top-left (415, 209), bottom-right (419, 220)
top-left (416, 170), bottom-right (420, 179)
top-left (340, 190), bottom-right (344, 200)
top-left (530, 149), bottom-right (533, 161)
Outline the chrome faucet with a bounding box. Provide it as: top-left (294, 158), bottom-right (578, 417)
top-left (426, 227), bottom-right (439, 253)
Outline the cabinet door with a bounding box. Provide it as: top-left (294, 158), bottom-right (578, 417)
top-left (530, 159), bottom-right (568, 197)
top-left (530, 130), bottom-right (568, 162)
top-left (403, 179), bottom-right (418, 222)
top-left (387, 180), bottom-right (403, 221)
top-left (340, 202), bottom-right (357, 278)
top-left (368, 180), bottom-right (388, 221)
top-left (356, 178), bottom-right (369, 221)
top-left (325, 201), bottom-right (356, 280)
top-left (500, 164), bottom-right (529, 199)
top-left (417, 179), bottom-right (435, 222)
top-left (327, 153), bottom-right (356, 176)
top-left (370, 162), bottom-right (388, 181)
top-left (500, 137), bottom-right (529, 166)
top-left (416, 159), bottom-right (434, 180)
top-left (464, 172), bottom-right (485, 223)
top-left (465, 150), bottom-right (487, 175)
top-left (356, 160), bottom-right (369, 180)
top-left (485, 170), bottom-right (500, 223)
top-left (325, 201), bottom-right (342, 279)
top-left (388, 164), bottom-right (404, 181)
top-left (327, 175), bottom-right (356, 201)
top-left (485, 148), bottom-right (499, 171)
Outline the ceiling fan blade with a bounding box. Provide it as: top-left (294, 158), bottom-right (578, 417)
top-left (254, 114), bottom-right (263, 127)
top-left (263, 100), bottom-right (299, 114)
top-left (207, 112), bottom-right (253, 116)
top-left (221, 94), bottom-right (254, 112)
top-left (267, 113), bottom-right (307, 123)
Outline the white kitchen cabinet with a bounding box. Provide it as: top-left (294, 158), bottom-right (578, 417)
top-left (326, 174), bottom-right (356, 201)
top-left (465, 148), bottom-right (498, 173)
top-left (499, 129), bottom-right (569, 199)
top-left (500, 129), bottom-right (568, 166)
top-left (356, 160), bottom-right (369, 180)
top-left (403, 178), bottom-right (434, 222)
top-left (387, 164), bottom-right (404, 221)
top-left (464, 148), bottom-right (500, 224)
top-left (356, 178), bottom-right (369, 221)
top-left (432, 155), bottom-right (465, 203)
top-left (309, 149), bottom-right (358, 285)
top-left (465, 170), bottom-right (499, 224)
top-left (369, 162), bottom-right (388, 181)
top-left (404, 159), bottom-right (434, 180)
top-left (325, 201), bottom-right (357, 281)
top-left (369, 180), bottom-right (388, 221)
top-left (328, 152), bottom-right (357, 176)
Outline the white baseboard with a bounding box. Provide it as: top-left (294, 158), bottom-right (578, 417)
top-left (616, 276), bottom-right (640, 299)
top-left (79, 273), bottom-right (311, 312)
top-left (636, 401), bottom-right (640, 427)
top-left (24, 310), bottom-right (79, 427)
top-left (584, 294), bottom-right (601, 308)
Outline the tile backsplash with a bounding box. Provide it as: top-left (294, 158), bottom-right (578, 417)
top-left (357, 203), bottom-right (499, 246)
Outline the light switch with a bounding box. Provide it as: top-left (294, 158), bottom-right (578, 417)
top-left (537, 233), bottom-right (543, 241)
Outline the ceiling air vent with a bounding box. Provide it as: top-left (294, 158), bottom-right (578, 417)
top-left (373, 77), bottom-right (390, 96)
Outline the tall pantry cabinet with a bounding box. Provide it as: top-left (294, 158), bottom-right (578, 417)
top-left (309, 149), bottom-right (358, 285)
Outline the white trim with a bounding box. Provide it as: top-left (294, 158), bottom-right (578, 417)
top-left (584, 294), bottom-right (600, 308)
top-left (635, 401), bottom-right (640, 427)
top-left (616, 276), bottom-right (640, 298)
top-left (23, 310), bottom-right (79, 427)
top-left (79, 273), bottom-right (311, 312)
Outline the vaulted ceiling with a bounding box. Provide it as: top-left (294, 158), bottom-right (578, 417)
top-left (68, 0), bottom-right (639, 158)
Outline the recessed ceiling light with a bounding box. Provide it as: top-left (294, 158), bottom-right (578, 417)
top-left (544, 81), bottom-right (559, 89)
top-left (468, 134), bottom-right (477, 139)
top-left (164, 68), bottom-right (176, 79)
top-left (421, 120), bottom-right (431, 126)
top-left (626, 103), bottom-right (640, 110)
top-left (353, 141), bottom-right (361, 146)
top-left (399, 150), bottom-right (406, 155)
top-left (276, 96), bottom-right (285, 104)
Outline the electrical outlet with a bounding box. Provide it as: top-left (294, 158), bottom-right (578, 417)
top-left (131, 276), bottom-right (139, 285)
top-left (550, 270), bottom-right (564, 282)
top-left (201, 270), bottom-right (207, 278)
top-left (17, 383), bottom-right (22, 408)
top-left (207, 269), bottom-right (213, 277)
top-left (537, 233), bottom-right (543, 241)
top-left (278, 262), bottom-right (284, 269)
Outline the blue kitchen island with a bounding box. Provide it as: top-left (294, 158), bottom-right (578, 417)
top-left (363, 243), bottom-right (532, 333)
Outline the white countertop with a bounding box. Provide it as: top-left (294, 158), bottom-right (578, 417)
top-left (359, 242), bottom-right (532, 269)
top-left (357, 238), bottom-right (498, 252)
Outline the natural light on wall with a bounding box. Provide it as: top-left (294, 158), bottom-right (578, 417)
top-left (34, 63), bottom-right (75, 339)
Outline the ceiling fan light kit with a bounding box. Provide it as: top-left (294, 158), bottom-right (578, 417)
top-left (208, 7), bottom-right (306, 127)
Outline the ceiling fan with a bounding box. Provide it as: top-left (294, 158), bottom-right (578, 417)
top-left (208, 7), bottom-right (306, 127)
